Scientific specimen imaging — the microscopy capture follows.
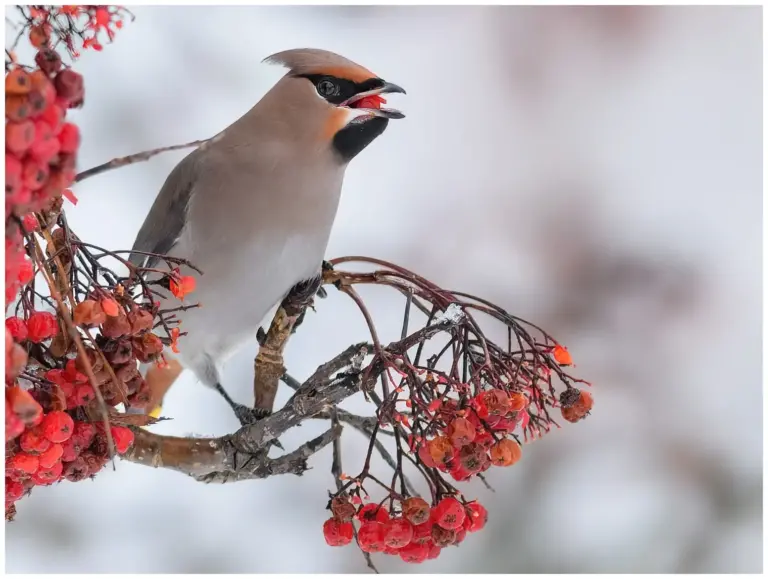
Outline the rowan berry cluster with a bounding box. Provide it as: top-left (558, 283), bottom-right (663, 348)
top-left (324, 493), bottom-right (488, 564)
top-left (316, 261), bottom-right (593, 567)
top-left (4, 7), bottom-right (195, 522)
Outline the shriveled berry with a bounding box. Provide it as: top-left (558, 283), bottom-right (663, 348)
top-left (383, 517), bottom-right (414, 549)
top-left (432, 497), bottom-right (466, 530)
top-left (330, 495), bottom-right (357, 522)
top-left (489, 438), bottom-right (522, 467)
top-left (54, 70), bottom-right (84, 107)
top-left (35, 48), bottom-right (63, 75)
top-left (33, 460), bottom-right (63, 485)
top-left (481, 388), bottom-right (511, 415)
top-left (7, 452), bottom-right (39, 475)
top-left (72, 421), bottom-right (96, 447)
top-left (38, 442), bottom-right (63, 469)
top-left (452, 526), bottom-right (467, 545)
top-left (464, 501), bottom-right (488, 532)
top-left (399, 541), bottom-right (429, 564)
top-left (63, 457), bottom-right (90, 482)
top-left (29, 24), bottom-right (51, 49)
top-left (41, 410), bottom-right (75, 443)
top-left (357, 503), bottom-right (390, 524)
top-left (561, 390), bottom-right (593, 423)
top-left (357, 521), bottom-right (386, 553)
top-left (110, 426), bottom-right (134, 454)
top-left (447, 416), bottom-right (476, 448)
top-left (430, 524), bottom-right (457, 547)
top-left (20, 426), bottom-right (51, 453)
top-left (322, 517), bottom-right (354, 547)
top-left (402, 496), bottom-right (431, 526)
top-left (81, 450), bottom-right (108, 475)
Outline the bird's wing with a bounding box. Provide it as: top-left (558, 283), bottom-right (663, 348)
top-left (129, 150), bottom-right (200, 268)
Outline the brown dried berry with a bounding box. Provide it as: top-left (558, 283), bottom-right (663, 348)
top-left (430, 524), bottom-right (457, 547)
top-left (101, 312), bottom-right (131, 338)
top-left (54, 69), bottom-right (84, 108)
top-left (63, 457), bottom-right (89, 482)
top-left (101, 337), bottom-right (134, 365)
top-left (127, 308), bottom-right (154, 335)
top-left (132, 332), bottom-right (163, 363)
top-left (330, 495), bottom-right (357, 522)
top-left (34, 48), bottom-right (62, 75)
top-left (75, 348), bottom-right (104, 375)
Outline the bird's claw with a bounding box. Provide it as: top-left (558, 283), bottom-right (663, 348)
top-left (230, 403), bottom-right (284, 450)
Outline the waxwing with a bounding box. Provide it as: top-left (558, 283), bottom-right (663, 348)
top-left (128, 48), bottom-right (405, 423)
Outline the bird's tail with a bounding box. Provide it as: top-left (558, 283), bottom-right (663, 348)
top-left (125, 357), bottom-right (184, 419)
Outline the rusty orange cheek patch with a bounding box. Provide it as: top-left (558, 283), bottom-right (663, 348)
top-left (309, 65), bottom-right (375, 84)
top-left (322, 108), bottom-right (350, 141)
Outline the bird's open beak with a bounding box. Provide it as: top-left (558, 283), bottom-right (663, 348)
top-left (341, 81), bottom-right (406, 119)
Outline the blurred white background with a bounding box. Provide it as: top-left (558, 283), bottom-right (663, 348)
top-left (5, 5), bottom-right (762, 573)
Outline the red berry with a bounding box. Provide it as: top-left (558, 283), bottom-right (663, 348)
top-left (29, 127), bottom-right (60, 164)
top-left (16, 258), bottom-right (34, 285)
top-left (22, 213), bottom-right (39, 232)
top-left (40, 103), bottom-right (64, 134)
top-left (5, 478), bottom-right (24, 502)
top-left (357, 522), bottom-right (386, 553)
top-left (357, 503), bottom-right (390, 524)
top-left (430, 524), bottom-right (457, 547)
top-left (33, 459), bottom-right (63, 485)
top-left (41, 411), bottom-right (75, 443)
top-left (58, 122), bottom-right (80, 153)
top-left (427, 542), bottom-right (441, 560)
top-left (464, 501), bottom-right (488, 532)
top-left (7, 452), bottom-right (39, 474)
top-left (432, 497), bottom-right (466, 530)
top-left (22, 158), bottom-right (50, 191)
top-left (110, 426), bottom-right (134, 454)
top-left (322, 518), bottom-right (353, 547)
top-left (5, 317), bottom-right (28, 342)
top-left (383, 517), bottom-right (414, 549)
top-left (26, 311), bottom-right (58, 343)
top-left (402, 496), bottom-right (431, 526)
top-left (452, 526), bottom-right (467, 545)
top-left (5, 120), bottom-right (36, 156)
top-left (399, 541), bottom-right (429, 564)
top-left (411, 521), bottom-right (433, 545)
top-left (20, 426), bottom-right (52, 453)
top-left (38, 442), bottom-right (63, 468)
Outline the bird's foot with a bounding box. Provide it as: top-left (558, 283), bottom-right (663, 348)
top-left (230, 404), bottom-right (284, 451)
top-left (213, 383), bottom-right (284, 450)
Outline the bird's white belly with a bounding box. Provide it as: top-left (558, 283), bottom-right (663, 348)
top-left (165, 230), bottom-right (326, 370)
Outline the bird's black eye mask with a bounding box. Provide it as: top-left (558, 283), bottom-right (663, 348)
top-left (296, 74), bottom-right (385, 107)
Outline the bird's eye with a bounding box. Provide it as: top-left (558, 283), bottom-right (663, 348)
top-left (317, 79), bottom-right (339, 98)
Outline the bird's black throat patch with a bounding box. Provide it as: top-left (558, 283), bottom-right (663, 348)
top-left (332, 117), bottom-right (389, 163)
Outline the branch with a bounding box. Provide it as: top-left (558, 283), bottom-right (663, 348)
top-left (74, 135), bottom-right (220, 183)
